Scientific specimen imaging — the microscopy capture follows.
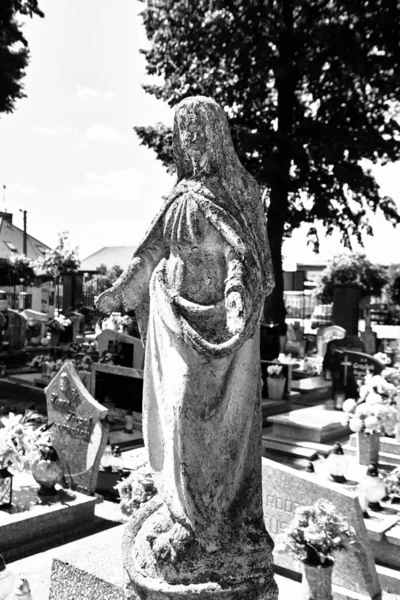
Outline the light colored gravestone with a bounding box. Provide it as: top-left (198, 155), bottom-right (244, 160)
top-left (97, 328), bottom-right (145, 369)
top-left (317, 324), bottom-right (346, 357)
top-left (97, 96), bottom-right (278, 599)
top-left (45, 361), bottom-right (109, 495)
top-left (262, 457), bottom-right (381, 599)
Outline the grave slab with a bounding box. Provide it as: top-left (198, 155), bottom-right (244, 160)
top-left (345, 434), bottom-right (400, 467)
top-left (45, 361), bottom-right (109, 495)
top-left (0, 471), bottom-right (97, 563)
top-left (268, 404), bottom-right (350, 442)
top-left (262, 457), bottom-right (381, 599)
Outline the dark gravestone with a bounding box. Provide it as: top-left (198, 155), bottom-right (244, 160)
top-left (330, 349), bottom-right (383, 400)
top-left (4, 309), bottom-right (26, 350)
top-left (261, 360), bottom-right (292, 397)
top-left (262, 457), bottom-right (381, 599)
top-left (46, 361), bottom-right (109, 494)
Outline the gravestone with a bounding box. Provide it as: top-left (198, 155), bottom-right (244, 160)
top-left (45, 361), bottom-right (109, 494)
top-left (3, 308), bottom-right (27, 349)
top-left (262, 457), bottom-right (381, 599)
top-left (330, 349), bottom-right (383, 399)
top-left (97, 328), bottom-right (144, 369)
top-left (316, 324), bottom-right (346, 357)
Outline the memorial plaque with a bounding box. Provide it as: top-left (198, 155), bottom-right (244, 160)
top-left (46, 361), bottom-right (109, 494)
top-left (262, 457), bottom-right (381, 599)
top-left (97, 329), bottom-right (144, 369)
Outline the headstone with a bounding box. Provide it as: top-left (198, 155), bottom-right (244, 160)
top-left (330, 349), bottom-right (383, 399)
top-left (316, 324), bottom-right (346, 357)
top-left (262, 457), bottom-right (381, 599)
top-left (45, 361), bottom-right (109, 494)
top-left (3, 309), bottom-right (27, 349)
top-left (97, 328), bottom-right (144, 370)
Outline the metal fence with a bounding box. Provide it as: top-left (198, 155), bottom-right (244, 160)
top-left (284, 291), bottom-right (318, 321)
top-left (0, 285), bottom-right (34, 310)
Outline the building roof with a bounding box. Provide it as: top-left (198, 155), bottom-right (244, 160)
top-left (80, 246), bottom-right (136, 273)
top-left (0, 213), bottom-right (51, 261)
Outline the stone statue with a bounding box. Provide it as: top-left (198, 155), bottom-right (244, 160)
top-left (97, 96), bottom-right (278, 599)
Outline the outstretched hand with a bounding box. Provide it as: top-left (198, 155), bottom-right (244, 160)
top-left (95, 287), bottom-right (122, 316)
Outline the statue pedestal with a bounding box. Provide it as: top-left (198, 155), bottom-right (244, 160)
top-left (124, 498), bottom-right (278, 600)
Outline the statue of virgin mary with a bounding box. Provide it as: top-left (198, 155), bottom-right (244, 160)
top-left (97, 96), bottom-right (277, 597)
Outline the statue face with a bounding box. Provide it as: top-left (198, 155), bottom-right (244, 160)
top-left (179, 111), bottom-right (208, 159)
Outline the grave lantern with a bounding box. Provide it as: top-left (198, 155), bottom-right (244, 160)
top-left (0, 466), bottom-right (13, 507)
top-left (111, 445), bottom-right (124, 472)
top-left (363, 463), bottom-right (386, 512)
top-left (326, 442), bottom-right (347, 483)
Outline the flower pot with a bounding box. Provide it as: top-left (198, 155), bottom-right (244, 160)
top-left (301, 560), bottom-right (333, 600)
top-left (50, 332), bottom-right (60, 347)
top-left (31, 451), bottom-right (64, 496)
top-left (357, 431), bottom-right (380, 466)
top-left (267, 377), bottom-right (286, 401)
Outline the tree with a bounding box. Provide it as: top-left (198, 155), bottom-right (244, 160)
top-left (84, 263), bottom-right (123, 295)
top-left (34, 231), bottom-right (80, 281)
top-left (0, 0), bottom-right (44, 115)
top-left (0, 254), bottom-right (36, 285)
top-left (316, 253), bottom-right (388, 303)
top-left (135, 0), bottom-right (400, 334)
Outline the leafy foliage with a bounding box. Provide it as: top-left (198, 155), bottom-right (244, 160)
top-left (316, 253), bottom-right (388, 302)
top-left (0, 0), bottom-right (44, 114)
top-left (135, 0), bottom-right (400, 328)
top-left (84, 263), bottom-right (123, 295)
top-left (0, 254), bottom-right (36, 285)
top-left (34, 232), bottom-right (80, 281)
top-left (276, 499), bottom-right (355, 565)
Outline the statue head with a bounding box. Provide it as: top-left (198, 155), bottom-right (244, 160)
top-left (173, 96), bottom-right (239, 179)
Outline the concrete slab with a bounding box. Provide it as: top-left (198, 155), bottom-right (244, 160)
top-left (268, 404), bottom-right (350, 443)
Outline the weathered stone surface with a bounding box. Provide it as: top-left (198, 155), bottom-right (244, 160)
top-left (46, 361), bottom-right (108, 495)
top-left (96, 96), bottom-right (277, 598)
top-left (262, 457), bottom-right (381, 599)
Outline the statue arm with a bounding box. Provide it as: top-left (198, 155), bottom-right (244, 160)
top-left (224, 249), bottom-right (247, 336)
top-left (96, 233), bottom-right (167, 316)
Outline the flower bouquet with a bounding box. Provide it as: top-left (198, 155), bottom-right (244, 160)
top-left (267, 364), bottom-right (286, 401)
top-left (276, 500), bottom-right (355, 600)
top-left (115, 468), bottom-right (157, 517)
top-left (384, 466), bottom-right (400, 503)
top-left (48, 315), bottom-right (71, 333)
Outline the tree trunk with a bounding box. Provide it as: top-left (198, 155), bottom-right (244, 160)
top-left (264, 1), bottom-right (295, 338)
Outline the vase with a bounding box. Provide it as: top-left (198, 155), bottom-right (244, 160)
top-left (357, 431), bottom-right (380, 466)
top-left (267, 377), bottom-right (286, 401)
top-left (50, 332), bottom-right (60, 347)
top-left (31, 451), bottom-right (64, 496)
top-left (301, 560), bottom-right (333, 600)
top-left (0, 467), bottom-right (13, 507)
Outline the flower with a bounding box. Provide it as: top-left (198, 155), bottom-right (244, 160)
top-left (115, 469), bottom-right (157, 517)
top-left (276, 499), bottom-right (355, 565)
top-left (267, 364), bottom-right (284, 379)
top-left (343, 398), bottom-right (357, 413)
top-left (348, 417), bottom-right (364, 433)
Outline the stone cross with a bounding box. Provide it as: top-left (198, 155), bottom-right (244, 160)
top-left (97, 96), bottom-right (278, 600)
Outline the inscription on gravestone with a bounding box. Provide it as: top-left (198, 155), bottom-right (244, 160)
top-left (262, 457), bottom-right (381, 599)
top-left (46, 361), bottom-right (109, 494)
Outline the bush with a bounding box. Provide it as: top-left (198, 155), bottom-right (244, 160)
top-left (316, 253), bottom-right (388, 303)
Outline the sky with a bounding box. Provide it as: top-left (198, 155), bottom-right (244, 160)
top-left (0, 0), bottom-right (399, 264)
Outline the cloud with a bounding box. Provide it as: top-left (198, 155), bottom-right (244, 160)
top-left (85, 125), bottom-right (130, 144)
top-left (59, 126), bottom-right (79, 135)
top-left (76, 86), bottom-right (117, 101)
top-left (76, 86), bottom-right (99, 100)
top-left (8, 183), bottom-right (38, 195)
top-left (70, 168), bottom-right (145, 201)
top-left (31, 126), bottom-right (57, 136)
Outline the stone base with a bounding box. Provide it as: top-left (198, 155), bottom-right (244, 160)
top-left (345, 433), bottom-right (400, 467)
top-left (123, 498), bottom-right (279, 600)
top-left (268, 405), bottom-right (350, 443)
top-left (0, 471), bottom-right (97, 562)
